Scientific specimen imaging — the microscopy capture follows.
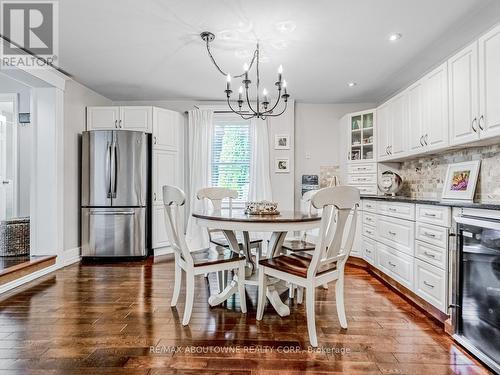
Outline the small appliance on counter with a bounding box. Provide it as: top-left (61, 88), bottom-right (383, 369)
top-left (378, 170), bottom-right (403, 196)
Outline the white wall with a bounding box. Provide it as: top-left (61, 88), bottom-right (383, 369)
top-left (294, 103), bottom-right (375, 208)
top-left (63, 80), bottom-right (112, 251)
top-left (0, 73), bottom-right (32, 218)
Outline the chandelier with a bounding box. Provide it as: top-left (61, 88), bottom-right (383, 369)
top-left (201, 31), bottom-right (290, 120)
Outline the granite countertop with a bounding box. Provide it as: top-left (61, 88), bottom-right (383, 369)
top-left (360, 195), bottom-right (500, 210)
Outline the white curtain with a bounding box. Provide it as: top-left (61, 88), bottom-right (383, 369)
top-left (248, 117), bottom-right (273, 201)
top-left (185, 109), bottom-right (213, 250)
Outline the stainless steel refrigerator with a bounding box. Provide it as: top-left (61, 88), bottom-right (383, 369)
top-left (81, 130), bottom-right (148, 257)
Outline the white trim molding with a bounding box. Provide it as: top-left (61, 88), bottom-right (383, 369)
top-left (154, 246), bottom-right (173, 257)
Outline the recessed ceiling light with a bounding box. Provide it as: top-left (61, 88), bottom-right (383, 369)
top-left (348, 82), bottom-right (357, 87)
top-left (388, 33), bottom-right (402, 42)
top-left (275, 21), bottom-right (296, 33)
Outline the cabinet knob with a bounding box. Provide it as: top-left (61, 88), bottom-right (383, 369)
top-left (114, 120), bottom-right (118, 128)
top-left (153, 192), bottom-right (156, 201)
top-left (153, 136), bottom-right (157, 145)
top-left (119, 120), bottom-right (123, 128)
top-left (420, 135), bottom-right (424, 147)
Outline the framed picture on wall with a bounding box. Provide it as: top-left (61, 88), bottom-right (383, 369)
top-left (275, 158), bottom-right (290, 173)
top-left (274, 134), bottom-right (290, 150)
top-left (441, 160), bottom-right (480, 201)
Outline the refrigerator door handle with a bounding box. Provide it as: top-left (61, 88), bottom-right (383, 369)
top-left (89, 210), bottom-right (135, 216)
top-left (106, 142), bottom-right (112, 198)
top-left (110, 139), bottom-right (117, 198)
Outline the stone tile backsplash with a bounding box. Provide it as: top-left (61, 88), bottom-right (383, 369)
top-left (397, 144), bottom-right (500, 203)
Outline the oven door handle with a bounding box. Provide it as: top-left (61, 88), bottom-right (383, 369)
top-left (455, 216), bottom-right (500, 231)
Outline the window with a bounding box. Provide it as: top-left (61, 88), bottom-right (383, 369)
top-left (211, 114), bottom-right (251, 207)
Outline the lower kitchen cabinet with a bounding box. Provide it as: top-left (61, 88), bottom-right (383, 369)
top-left (377, 243), bottom-right (414, 290)
top-left (414, 258), bottom-right (447, 311)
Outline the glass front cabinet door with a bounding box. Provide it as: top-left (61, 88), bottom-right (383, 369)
top-left (348, 110), bottom-right (376, 162)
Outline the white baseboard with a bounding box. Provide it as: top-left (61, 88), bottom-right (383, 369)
top-left (59, 247), bottom-right (81, 267)
top-left (153, 246), bottom-right (173, 257)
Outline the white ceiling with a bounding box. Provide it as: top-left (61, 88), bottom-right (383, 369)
top-left (58, 0), bottom-right (500, 103)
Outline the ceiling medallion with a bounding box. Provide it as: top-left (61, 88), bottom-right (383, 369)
top-left (201, 31), bottom-right (290, 120)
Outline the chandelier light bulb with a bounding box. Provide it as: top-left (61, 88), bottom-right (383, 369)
top-left (239, 86), bottom-right (243, 94)
top-left (278, 65), bottom-right (283, 74)
top-left (226, 74), bottom-right (231, 82)
top-left (282, 80), bottom-right (287, 88)
top-left (263, 88), bottom-right (268, 96)
top-left (226, 74), bottom-right (231, 91)
top-left (243, 63), bottom-right (249, 72)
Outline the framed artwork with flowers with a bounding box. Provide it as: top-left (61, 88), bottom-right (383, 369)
top-left (441, 160), bottom-right (480, 201)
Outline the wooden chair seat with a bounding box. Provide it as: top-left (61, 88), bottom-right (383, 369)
top-left (259, 253), bottom-right (336, 279)
top-left (191, 247), bottom-right (245, 267)
top-left (281, 239), bottom-right (316, 252)
top-left (210, 237), bottom-right (263, 248)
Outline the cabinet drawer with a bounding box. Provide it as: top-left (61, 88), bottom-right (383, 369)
top-left (348, 163), bottom-right (377, 174)
top-left (415, 240), bottom-right (447, 270)
top-left (352, 185), bottom-right (378, 196)
top-left (378, 202), bottom-right (415, 220)
top-left (377, 215), bottom-right (415, 256)
top-left (348, 174), bottom-right (377, 185)
top-left (377, 243), bottom-right (414, 290)
top-left (415, 222), bottom-right (448, 248)
top-left (362, 238), bottom-right (376, 265)
top-left (362, 223), bottom-right (376, 240)
top-left (363, 200), bottom-right (377, 213)
top-left (363, 212), bottom-right (378, 227)
top-left (416, 205), bottom-right (451, 227)
top-left (414, 259), bottom-right (446, 312)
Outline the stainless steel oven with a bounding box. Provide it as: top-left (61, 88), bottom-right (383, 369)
top-left (452, 215), bottom-right (500, 374)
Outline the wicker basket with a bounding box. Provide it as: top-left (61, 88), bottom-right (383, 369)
top-left (0, 217), bottom-right (30, 257)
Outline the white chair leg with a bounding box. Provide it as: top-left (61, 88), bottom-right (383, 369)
top-left (256, 267), bottom-right (267, 320)
top-left (297, 286), bottom-right (304, 304)
top-left (288, 283), bottom-right (295, 299)
top-left (182, 273), bottom-right (195, 326)
top-left (171, 262), bottom-right (182, 307)
top-left (217, 270), bottom-right (226, 293)
top-left (238, 262), bottom-right (247, 314)
top-left (305, 287), bottom-right (318, 347)
top-left (335, 275), bottom-right (347, 328)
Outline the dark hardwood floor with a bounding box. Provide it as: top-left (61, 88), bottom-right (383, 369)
top-left (0, 255), bottom-right (491, 374)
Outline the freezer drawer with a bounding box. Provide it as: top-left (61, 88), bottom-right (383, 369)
top-left (81, 207), bottom-right (146, 257)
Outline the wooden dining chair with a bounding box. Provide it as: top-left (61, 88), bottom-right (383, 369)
top-left (163, 185), bottom-right (247, 326)
top-left (257, 186), bottom-right (360, 347)
top-left (197, 187), bottom-right (263, 291)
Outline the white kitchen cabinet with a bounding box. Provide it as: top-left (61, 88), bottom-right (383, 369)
top-left (119, 107), bottom-right (152, 132)
top-left (414, 258), bottom-right (447, 312)
top-left (152, 150), bottom-right (178, 206)
top-left (449, 43), bottom-right (480, 146)
top-left (422, 63), bottom-right (449, 151)
top-left (377, 215), bottom-right (415, 256)
top-left (344, 211), bottom-right (363, 257)
top-left (152, 205), bottom-right (169, 249)
top-left (407, 81), bottom-right (424, 153)
top-left (377, 243), bottom-right (414, 290)
top-left (479, 24), bottom-right (500, 139)
top-left (86, 106), bottom-right (152, 132)
top-left (348, 110), bottom-right (375, 163)
top-left (376, 94), bottom-right (407, 160)
top-left (153, 107), bottom-right (182, 151)
top-left (86, 107), bottom-right (120, 130)
top-left (376, 103), bottom-right (390, 160)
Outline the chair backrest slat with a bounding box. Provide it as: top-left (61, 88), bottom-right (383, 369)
top-left (197, 187), bottom-right (238, 240)
top-left (163, 185), bottom-right (194, 265)
top-left (307, 187), bottom-right (360, 278)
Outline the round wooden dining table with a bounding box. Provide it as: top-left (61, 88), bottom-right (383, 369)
top-left (193, 209), bottom-right (321, 317)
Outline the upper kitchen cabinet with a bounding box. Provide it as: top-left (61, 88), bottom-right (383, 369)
top-left (348, 110), bottom-right (376, 163)
top-left (377, 93), bottom-right (407, 161)
top-left (86, 106), bottom-right (152, 132)
top-left (479, 24), bottom-right (500, 139)
top-left (449, 43), bottom-right (480, 146)
top-left (422, 63), bottom-right (449, 151)
top-left (407, 81), bottom-right (424, 153)
top-left (152, 107), bottom-right (182, 151)
top-left (86, 107), bottom-right (120, 130)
